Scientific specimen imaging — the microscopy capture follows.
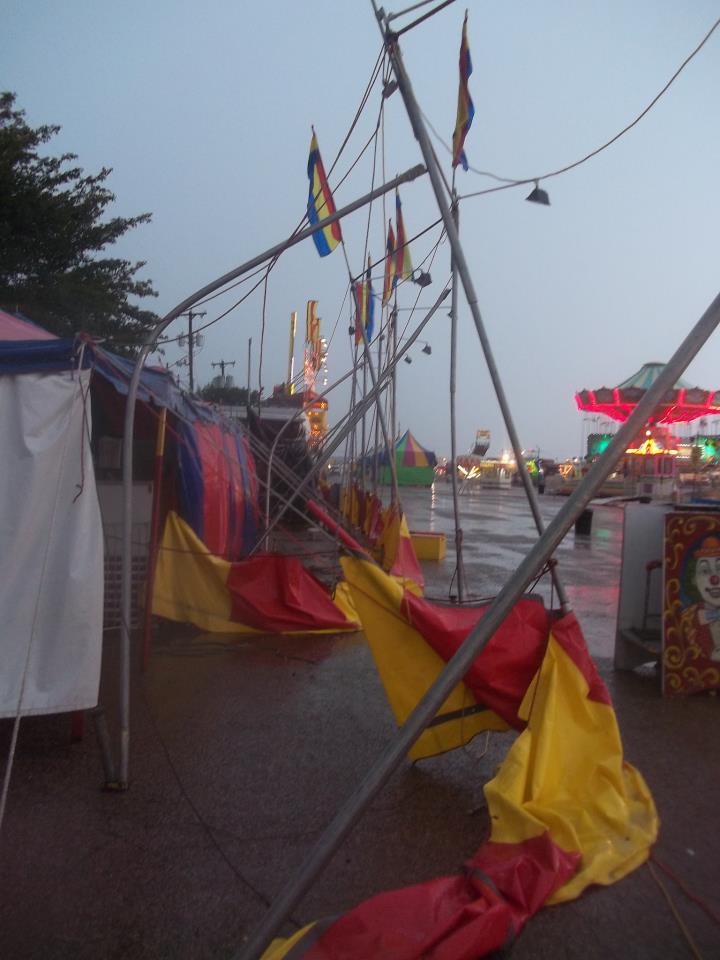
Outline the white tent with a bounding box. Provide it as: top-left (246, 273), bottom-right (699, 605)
top-left (0, 314), bottom-right (103, 718)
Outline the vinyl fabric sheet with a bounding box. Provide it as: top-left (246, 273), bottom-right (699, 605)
top-left (0, 370), bottom-right (103, 716)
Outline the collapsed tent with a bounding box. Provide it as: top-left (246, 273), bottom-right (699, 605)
top-left (376, 430), bottom-right (437, 486)
top-left (1, 318), bottom-right (103, 718)
top-left (153, 511), bottom-right (359, 634)
top-left (89, 346), bottom-right (259, 561)
top-left (263, 557), bottom-right (658, 959)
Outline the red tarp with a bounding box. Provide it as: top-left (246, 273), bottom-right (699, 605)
top-left (226, 555), bottom-right (352, 633)
top-left (401, 591), bottom-right (552, 728)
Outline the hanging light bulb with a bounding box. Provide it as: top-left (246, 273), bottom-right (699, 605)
top-left (382, 78), bottom-right (398, 99)
top-left (526, 180), bottom-right (550, 206)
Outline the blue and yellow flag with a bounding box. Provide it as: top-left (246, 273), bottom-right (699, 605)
top-left (452, 12), bottom-right (475, 171)
top-left (307, 131), bottom-right (342, 257)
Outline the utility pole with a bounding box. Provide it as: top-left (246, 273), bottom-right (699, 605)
top-left (211, 358), bottom-right (236, 386)
top-left (178, 309), bottom-right (206, 392)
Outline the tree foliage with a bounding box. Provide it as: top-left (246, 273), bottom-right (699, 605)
top-left (0, 92), bottom-right (159, 349)
top-left (197, 383), bottom-right (259, 407)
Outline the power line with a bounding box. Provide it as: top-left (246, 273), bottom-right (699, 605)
top-left (416, 15), bottom-right (720, 200)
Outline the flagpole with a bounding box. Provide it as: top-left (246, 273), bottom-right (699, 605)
top-left (374, 2), bottom-right (570, 611)
top-left (448, 187), bottom-right (466, 602)
top-left (372, 330), bottom-right (382, 492)
top-left (342, 244), bottom-right (400, 504)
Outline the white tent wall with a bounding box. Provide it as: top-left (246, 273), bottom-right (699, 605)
top-left (0, 369), bottom-right (103, 717)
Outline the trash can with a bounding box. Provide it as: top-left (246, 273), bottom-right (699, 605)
top-left (575, 508), bottom-right (593, 536)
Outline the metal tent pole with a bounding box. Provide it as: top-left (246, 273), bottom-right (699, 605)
top-left (375, 5), bottom-right (570, 611)
top-left (251, 286), bottom-right (450, 552)
top-left (448, 191), bottom-right (466, 601)
top-left (236, 286), bottom-right (720, 960)
top-left (116, 165), bottom-right (426, 787)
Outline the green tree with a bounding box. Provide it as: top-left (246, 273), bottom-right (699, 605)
top-left (0, 91), bottom-right (159, 349)
top-left (198, 383), bottom-right (259, 406)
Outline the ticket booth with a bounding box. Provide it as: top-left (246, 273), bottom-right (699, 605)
top-left (615, 502), bottom-right (720, 695)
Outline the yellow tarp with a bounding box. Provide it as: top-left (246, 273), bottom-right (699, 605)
top-left (341, 556), bottom-right (507, 761)
top-left (261, 560), bottom-right (659, 958)
top-left (485, 631), bottom-right (658, 901)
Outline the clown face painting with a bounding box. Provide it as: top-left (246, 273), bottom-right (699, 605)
top-left (663, 513), bottom-right (720, 695)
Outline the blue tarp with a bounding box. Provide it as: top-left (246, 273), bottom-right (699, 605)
top-left (0, 338), bottom-right (86, 375)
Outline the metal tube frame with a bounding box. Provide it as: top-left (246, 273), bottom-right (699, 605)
top-left (237, 284), bottom-right (720, 959)
top-left (233, 5), bottom-right (720, 955)
top-left (255, 286), bottom-right (451, 553)
top-left (117, 165), bottom-right (427, 787)
top-left (377, 6), bottom-right (570, 611)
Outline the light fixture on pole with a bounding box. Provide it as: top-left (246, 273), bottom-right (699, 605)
top-left (412, 270), bottom-right (432, 288)
top-left (382, 78), bottom-right (398, 99)
top-left (421, 343), bottom-right (432, 355)
top-left (526, 180), bottom-right (550, 206)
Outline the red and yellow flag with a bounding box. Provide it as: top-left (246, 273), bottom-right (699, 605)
top-left (452, 12), bottom-right (475, 171)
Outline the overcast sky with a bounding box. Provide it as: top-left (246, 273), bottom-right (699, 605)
top-left (3, 1), bottom-right (719, 460)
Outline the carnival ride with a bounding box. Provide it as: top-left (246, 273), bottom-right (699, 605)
top-left (576, 362), bottom-right (720, 500)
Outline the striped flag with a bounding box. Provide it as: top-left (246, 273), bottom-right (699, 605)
top-left (452, 12), bottom-right (475, 171)
top-left (307, 131), bottom-right (342, 257)
top-left (394, 191), bottom-right (413, 282)
top-left (382, 220), bottom-right (396, 305)
top-left (353, 256), bottom-right (375, 345)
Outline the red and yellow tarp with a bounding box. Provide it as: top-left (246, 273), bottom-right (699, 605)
top-left (262, 557), bottom-right (658, 959)
top-left (152, 512), bottom-right (358, 634)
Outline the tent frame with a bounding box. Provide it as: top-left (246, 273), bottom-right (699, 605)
top-left (234, 5), bottom-right (720, 956)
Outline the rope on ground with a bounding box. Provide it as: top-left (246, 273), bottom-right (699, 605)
top-left (647, 860), bottom-right (705, 960)
top-left (651, 854), bottom-right (720, 929)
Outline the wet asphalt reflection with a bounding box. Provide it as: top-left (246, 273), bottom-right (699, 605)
top-left (400, 483), bottom-right (624, 659)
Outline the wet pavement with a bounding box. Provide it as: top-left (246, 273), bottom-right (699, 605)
top-left (1, 485), bottom-right (719, 959)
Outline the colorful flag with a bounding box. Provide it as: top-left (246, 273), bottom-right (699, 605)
top-left (452, 12), bottom-right (475, 171)
top-left (382, 220), bottom-right (396, 305)
top-left (394, 191), bottom-right (413, 282)
top-left (353, 256), bottom-right (375, 345)
top-left (304, 300), bottom-right (321, 390)
top-left (307, 131), bottom-right (342, 257)
top-left (306, 299), bottom-right (320, 353)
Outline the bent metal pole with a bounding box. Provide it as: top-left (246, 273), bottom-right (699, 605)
top-left (237, 287), bottom-right (720, 960)
top-left (117, 165), bottom-right (426, 787)
top-left (254, 285), bottom-right (451, 554)
top-left (374, 2), bottom-right (571, 611)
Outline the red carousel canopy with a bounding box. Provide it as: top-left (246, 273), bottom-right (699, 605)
top-left (575, 362), bottom-right (720, 425)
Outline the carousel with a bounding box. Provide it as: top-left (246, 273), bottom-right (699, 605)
top-left (575, 362), bottom-right (720, 499)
